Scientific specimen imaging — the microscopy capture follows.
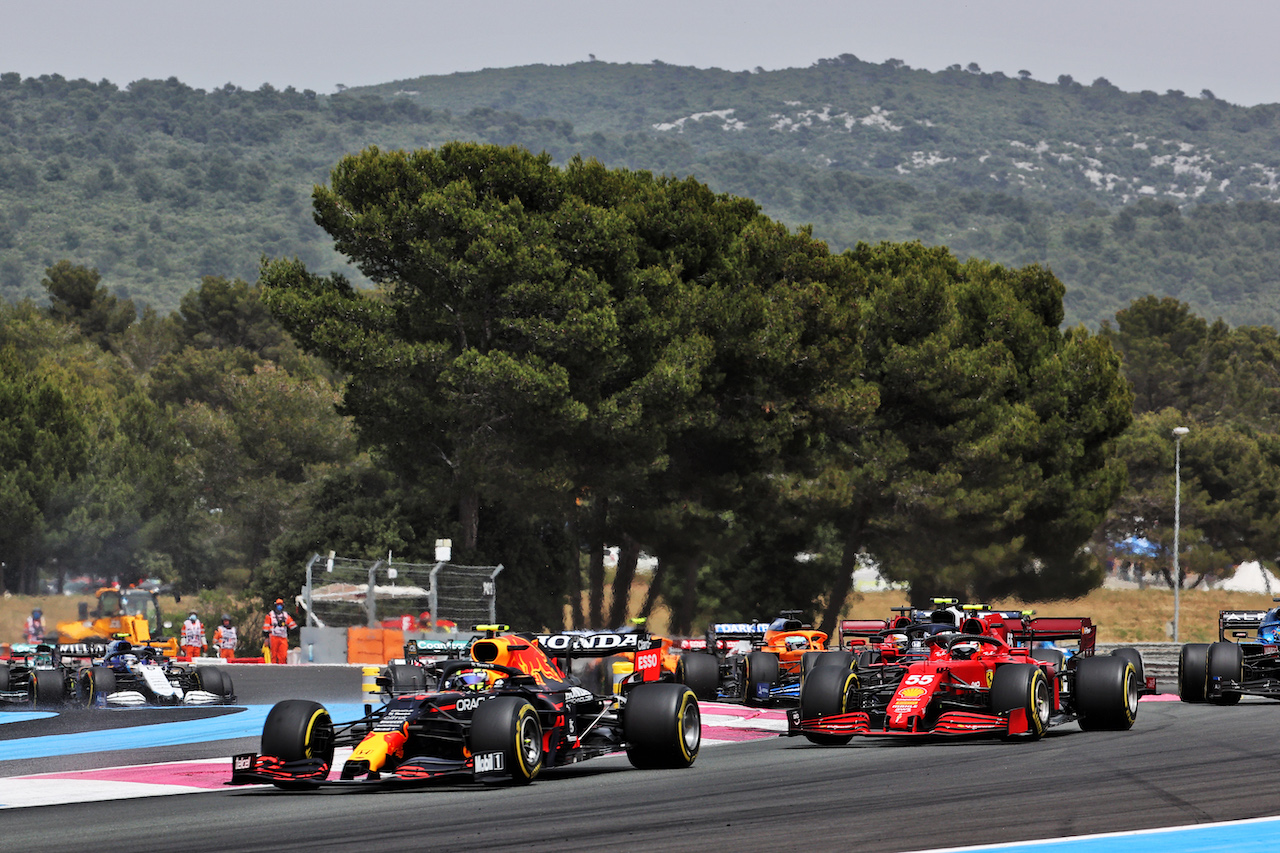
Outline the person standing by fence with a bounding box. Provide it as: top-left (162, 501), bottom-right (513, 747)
top-left (263, 599), bottom-right (297, 664)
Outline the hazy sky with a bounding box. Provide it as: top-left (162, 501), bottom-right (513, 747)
top-left (5, 1), bottom-right (1280, 106)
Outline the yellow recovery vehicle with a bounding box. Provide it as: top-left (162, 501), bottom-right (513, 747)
top-left (55, 586), bottom-right (180, 657)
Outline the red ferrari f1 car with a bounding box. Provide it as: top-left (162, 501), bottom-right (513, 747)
top-left (229, 626), bottom-right (700, 788)
top-left (790, 608), bottom-right (1145, 742)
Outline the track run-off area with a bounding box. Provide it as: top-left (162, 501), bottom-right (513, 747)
top-left (0, 665), bottom-right (1277, 853)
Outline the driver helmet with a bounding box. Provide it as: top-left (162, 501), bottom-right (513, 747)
top-left (105, 638), bottom-right (132, 658)
top-left (1260, 623), bottom-right (1280, 643)
top-left (449, 671), bottom-right (489, 692)
top-left (785, 635), bottom-right (808, 652)
top-left (887, 632), bottom-right (908, 651)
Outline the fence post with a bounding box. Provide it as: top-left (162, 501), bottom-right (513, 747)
top-left (304, 554), bottom-right (319, 627)
top-left (367, 560), bottom-right (384, 628)
top-left (429, 562), bottom-right (443, 631)
top-left (488, 564), bottom-right (505, 624)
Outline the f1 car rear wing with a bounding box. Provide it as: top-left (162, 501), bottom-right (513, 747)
top-left (837, 619), bottom-right (893, 648)
top-left (679, 637), bottom-right (747, 652)
top-left (534, 631), bottom-right (658, 657)
top-left (1219, 607), bottom-right (1276, 641)
top-left (709, 622), bottom-right (771, 641)
top-left (1007, 617), bottom-right (1096, 655)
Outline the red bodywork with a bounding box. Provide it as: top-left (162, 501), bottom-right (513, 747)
top-left (795, 611), bottom-right (1097, 739)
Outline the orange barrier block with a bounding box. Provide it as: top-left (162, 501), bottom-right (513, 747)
top-left (346, 627), bottom-right (385, 664)
top-left (382, 629), bottom-right (404, 661)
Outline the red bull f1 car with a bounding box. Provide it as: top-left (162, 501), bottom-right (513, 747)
top-left (790, 607), bottom-right (1146, 742)
top-left (228, 626), bottom-right (700, 788)
top-left (1179, 601), bottom-right (1280, 704)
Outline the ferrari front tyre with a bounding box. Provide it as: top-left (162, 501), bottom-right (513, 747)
top-left (1206, 641), bottom-right (1244, 706)
top-left (471, 696), bottom-right (544, 784)
top-left (78, 666), bottom-right (117, 707)
top-left (798, 665), bottom-right (858, 745)
top-left (743, 651), bottom-right (780, 706)
top-left (674, 653), bottom-right (718, 702)
top-left (30, 668), bottom-right (66, 707)
top-left (800, 651), bottom-right (823, 678)
top-left (810, 650), bottom-right (855, 672)
top-left (990, 663), bottom-right (1051, 739)
top-left (1177, 643), bottom-right (1210, 703)
top-left (1075, 656), bottom-right (1138, 731)
top-left (261, 700), bottom-right (335, 767)
top-left (624, 682), bottom-right (700, 769)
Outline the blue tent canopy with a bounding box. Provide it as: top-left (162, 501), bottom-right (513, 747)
top-left (1117, 536), bottom-right (1159, 557)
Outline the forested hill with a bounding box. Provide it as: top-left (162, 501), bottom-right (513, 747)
top-left (4, 58), bottom-right (1280, 327)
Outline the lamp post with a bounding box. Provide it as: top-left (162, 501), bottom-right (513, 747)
top-left (1172, 426), bottom-right (1190, 642)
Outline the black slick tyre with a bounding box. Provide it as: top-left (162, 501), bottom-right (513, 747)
top-left (78, 666), bottom-right (117, 707)
top-left (0, 664), bottom-right (9, 692)
top-left (30, 668), bottom-right (65, 707)
top-left (470, 696), bottom-right (543, 784)
top-left (798, 665), bottom-right (858, 745)
top-left (1206, 641), bottom-right (1244, 706)
top-left (1177, 643), bottom-right (1210, 703)
top-left (623, 683), bottom-right (701, 769)
top-left (810, 650), bottom-right (855, 671)
top-left (1075, 656), bottom-right (1139, 731)
top-left (261, 699), bottom-right (335, 767)
top-left (674, 653), bottom-right (718, 702)
top-left (1110, 648), bottom-right (1145, 684)
top-left (990, 663), bottom-right (1051, 739)
top-left (1030, 648), bottom-right (1067, 674)
top-left (196, 666), bottom-right (229, 697)
top-left (743, 651), bottom-right (780, 706)
top-left (386, 663), bottom-right (427, 695)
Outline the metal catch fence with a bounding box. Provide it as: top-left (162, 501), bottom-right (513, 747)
top-left (301, 553), bottom-right (502, 632)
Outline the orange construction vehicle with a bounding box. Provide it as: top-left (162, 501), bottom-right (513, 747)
top-left (55, 586), bottom-right (180, 657)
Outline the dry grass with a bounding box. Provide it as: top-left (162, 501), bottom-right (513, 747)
top-left (0, 592), bottom-right (185, 647)
top-left (841, 588), bottom-right (1278, 643)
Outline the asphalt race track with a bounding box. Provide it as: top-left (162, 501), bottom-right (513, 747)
top-left (1, 666), bottom-right (1278, 853)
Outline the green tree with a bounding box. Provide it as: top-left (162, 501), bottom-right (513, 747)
top-left (808, 245), bottom-right (1132, 626)
top-left (1102, 411), bottom-right (1280, 586)
top-left (41, 261), bottom-right (136, 351)
top-left (262, 143), bottom-right (873, 632)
